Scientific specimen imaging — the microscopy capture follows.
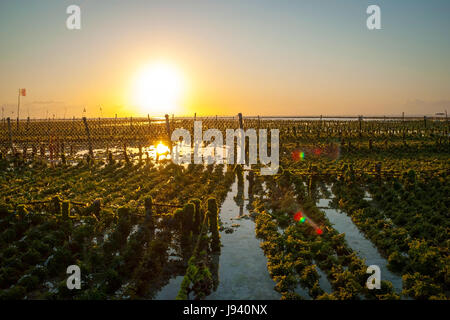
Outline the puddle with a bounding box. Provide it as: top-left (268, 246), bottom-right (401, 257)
top-left (206, 172), bottom-right (280, 300)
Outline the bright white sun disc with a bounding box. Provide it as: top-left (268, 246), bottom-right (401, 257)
top-left (134, 62), bottom-right (185, 114)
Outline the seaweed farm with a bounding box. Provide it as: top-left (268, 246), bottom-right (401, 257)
top-left (0, 116), bottom-right (448, 300)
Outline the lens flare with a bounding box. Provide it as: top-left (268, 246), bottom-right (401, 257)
top-left (292, 150), bottom-right (305, 161)
top-left (293, 211), bottom-right (306, 224)
top-left (291, 144), bottom-right (340, 162)
top-left (293, 210), bottom-right (323, 234)
top-left (293, 211), bottom-right (303, 221)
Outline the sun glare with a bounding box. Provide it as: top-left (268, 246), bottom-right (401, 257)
top-left (156, 142), bottom-right (170, 155)
top-left (134, 61), bottom-right (185, 115)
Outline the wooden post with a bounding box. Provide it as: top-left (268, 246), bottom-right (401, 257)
top-left (248, 170), bottom-right (254, 195)
top-left (7, 117), bottom-right (13, 154)
top-left (24, 117), bottom-right (29, 160)
top-left (62, 201), bottom-right (70, 219)
top-left (359, 115), bottom-right (363, 138)
top-left (144, 197), bottom-right (154, 234)
top-left (117, 206), bottom-right (130, 220)
top-left (208, 198), bottom-right (220, 252)
top-left (52, 196), bottom-right (61, 215)
top-left (144, 197), bottom-right (153, 221)
top-left (401, 112), bottom-right (405, 143)
top-left (190, 199), bottom-right (202, 235)
top-left (90, 199), bottom-right (101, 216)
top-left (147, 114), bottom-right (152, 144)
top-left (17, 89), bottom-right (20, 129)
top-left (181, 203), bottom-right (195, 245)
top-left (82, 117), bottom-right (94, 159)
top-left (165, 114), bottom-right (172, 152)
top-left (108, 150), bottom-right (114, 165)
top-left (238, 113), bottom-right (243, 129)
top-left (49, 136), bottom-right (54, 162)
top-left (31, 144), bottom-right (37, 160)
top-left (445, 110), bottom-right (448, 136)
top-left (123, 143), bottom-right (129, 164)
top-left (40, 144), bottom-right (45, 159)
top-left (114, 114), bottom-right (117, 137)
top-left (375, 162), bottom-right (381, 178)
top-left (60, 141), bottom-right (66, 164)
top-left (424, 115), bottom-right (427, 129)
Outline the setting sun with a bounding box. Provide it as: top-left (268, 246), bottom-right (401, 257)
top-left (133, 61), bottom-right (186, 115)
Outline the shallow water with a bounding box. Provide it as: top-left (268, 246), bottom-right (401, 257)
top-left (153, 275), bottom-right (184, 300)
top-left (317, 194), bottom-right (403, 293)
top-left (206, 173), bottom-right (280, 300)
top-left (316, 262), bottom-right (333, 294)
top-left (294, 262), bottom-right (333, 299)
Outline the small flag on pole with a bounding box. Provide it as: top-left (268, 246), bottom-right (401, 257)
top-left (20, 88), bottom-right (26, 96)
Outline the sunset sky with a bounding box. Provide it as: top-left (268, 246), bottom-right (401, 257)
top-left (1, 0), bottom-right (449, 118)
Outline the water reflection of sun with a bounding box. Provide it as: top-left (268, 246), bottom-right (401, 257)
top-left (156, 142), bottom-right (170, 155)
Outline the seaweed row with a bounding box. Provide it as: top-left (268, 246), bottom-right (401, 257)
top-left (330, 170), bottom-right (449, 299)
top-left (253, 170), bottom-right (399, 300)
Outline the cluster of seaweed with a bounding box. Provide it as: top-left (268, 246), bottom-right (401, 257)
top-left (253, 169), bottom-right (399, 300)
top-left (0, 155), bottom-right (235, 299)
top-left (330, 169), bottom-right (448, 299)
